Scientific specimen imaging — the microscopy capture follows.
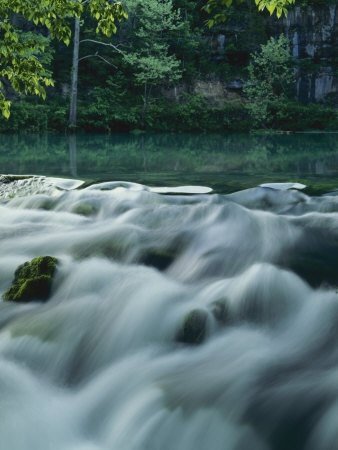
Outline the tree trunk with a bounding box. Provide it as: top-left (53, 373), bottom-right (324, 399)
top-left (69, 18), bottom-right (80, 129)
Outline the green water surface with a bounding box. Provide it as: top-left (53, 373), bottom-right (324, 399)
top-left (1, 132), bottom-right (338, 194)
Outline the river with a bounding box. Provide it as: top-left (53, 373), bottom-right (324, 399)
top-left (0, 132), bottom-right (338, 450)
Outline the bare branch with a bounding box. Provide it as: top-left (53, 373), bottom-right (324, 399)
top-left (79, 39), bottom-right (124, 54)
top-left (78, 53), bottom-right (118, 67)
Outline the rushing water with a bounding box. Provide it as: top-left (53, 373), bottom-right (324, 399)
top-left (1, 133), bottom-right (338, 450)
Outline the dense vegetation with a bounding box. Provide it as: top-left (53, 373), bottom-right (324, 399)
top-left (1, 0), bottom-right (337, 133)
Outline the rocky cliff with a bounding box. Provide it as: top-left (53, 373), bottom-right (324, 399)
top-left (273, 5), bottom-right (338, 103)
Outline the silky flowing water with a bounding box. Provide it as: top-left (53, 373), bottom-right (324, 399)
top-left (2, 133), bottom-right (338, 450)
top-left (1, 174), bottom-right (338, 450)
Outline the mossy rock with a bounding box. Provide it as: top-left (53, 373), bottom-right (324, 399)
top-left (176, 309), bottom-right (208, 345)
top-left (3, 256), bottom-right (58, 303)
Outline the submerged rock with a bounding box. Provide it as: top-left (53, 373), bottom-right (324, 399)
top-left (176, 309), bottom-right (208, 345)
top-left (72, 202), bottom-right (98, 217)
top-left (85, 181), bottom-right (147, 192)
top-left (140, 249), bottom-right (175, 271)
top-left (210, 299), bottom-right (229, 324)
top-left (3, 256), bottom-right (58, 303)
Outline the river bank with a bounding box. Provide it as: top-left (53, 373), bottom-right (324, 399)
top-left (1, 98), bottom-right (337, 134)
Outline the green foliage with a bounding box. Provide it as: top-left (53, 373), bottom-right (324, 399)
top-left (124, 53), bottom-right (182, 87)
top-left (0, 0), bottom-right (336, 133)
top-left (0, 99), bottom-right (67, 132)
top-left (7, 81), bottom-right (249, 132)
top-left (0, 24), bottom-right (54, 118)
top-left (254, 0), bottom-right (295, 17)
top-left (143, 95), bottom-right (250, 132)
top-left (205, 0), bottom-right (296, 26)
top-left (0, 0), bottom-right (126, 118)
top-left (122, 0), bottom-right (185, 111)
top-left (6, 89), bottom-right (338, 133)
top-left (270, 101), bottom-right (338, 131)
top-left (244, 34), bottom-right (294, 127)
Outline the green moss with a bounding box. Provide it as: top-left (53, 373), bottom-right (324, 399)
top-left (3, 256), bottom-right (58, 303)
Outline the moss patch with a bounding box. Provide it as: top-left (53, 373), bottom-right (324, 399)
top-left (3, 256), bottom-right (59, 303)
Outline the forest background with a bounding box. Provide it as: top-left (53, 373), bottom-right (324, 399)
top-left (1, 0), bottom-right (338, 133)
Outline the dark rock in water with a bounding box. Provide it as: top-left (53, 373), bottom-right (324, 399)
top-left (176, 309), bottom-right (208, 345)
top-left (280, 236), bottom-right (338, 288)
top-left (3, 256), bottom-right (58, 303)
top-left (211, 299), bottom-right (229, 324)
top-left (0, 175), bottom-right (31, 184)
top-left (140, 249), bottom-right (175, 271)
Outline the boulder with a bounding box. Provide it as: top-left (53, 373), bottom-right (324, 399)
top-left (3, 256), bottom-right (58, 303)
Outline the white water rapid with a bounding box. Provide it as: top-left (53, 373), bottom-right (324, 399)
top-left (1, 178), bottom-right (338, 450)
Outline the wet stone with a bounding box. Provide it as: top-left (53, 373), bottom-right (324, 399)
top-left (176, 309), bottom-right (208, 345)
top-left (3, 256), bottom-right (59, 303)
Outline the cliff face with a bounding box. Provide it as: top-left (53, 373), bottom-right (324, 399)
top-left (274, 5), bottom-right (338, 103)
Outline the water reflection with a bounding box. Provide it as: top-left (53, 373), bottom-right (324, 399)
top-left (69, 134), bottom-right (77, 178)
top-left (1, 132), bottom-right (338, 192)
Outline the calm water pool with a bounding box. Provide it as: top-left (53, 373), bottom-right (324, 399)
top-left (1, 132), bottom-right (338, 194)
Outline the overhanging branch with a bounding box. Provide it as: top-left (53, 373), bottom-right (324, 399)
top-left (79, 39), bottom-right (124, 54)
top-left (78, 53), bottom-right (118, 67)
